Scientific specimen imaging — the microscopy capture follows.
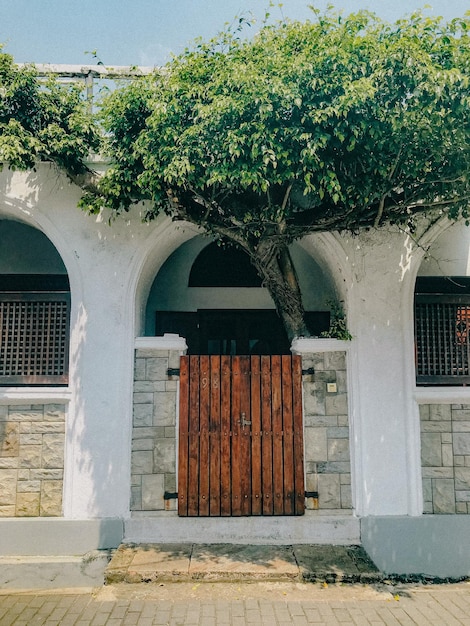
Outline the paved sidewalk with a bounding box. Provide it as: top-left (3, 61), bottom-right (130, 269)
top-left (1, 580), bottom-right (470, 625)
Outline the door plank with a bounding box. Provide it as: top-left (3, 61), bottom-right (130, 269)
top-left (250, 356), bottom-right (263, 515)
top-left (220, 355), bottom-right (232, 516)
top-left (281, 356), bottom-right (295, 515)
top-left (231, 356), bottom-right (242, 515)
top-left (261, 355), bottom-right (274, 515)
top-left (292, 355), bottom-right (305, 515)
top-left (209, 355), bottom-right (221, 516)
top-left (187, 356), bottom-right (200, 515)
top-left (240, 356), bottom-right (251, 515)
top-left (198, 355), bottom-right (210, 516)
top-left (178, 356), bottom-right (190, 516)
top-left (271, 355), bottom-right (284, 515)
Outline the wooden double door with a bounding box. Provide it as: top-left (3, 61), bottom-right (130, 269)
top-left (178, 355), bottom-right (305, 516)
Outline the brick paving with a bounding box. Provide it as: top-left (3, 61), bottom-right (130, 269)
top-left (0, 581), bottom-right (470, 625)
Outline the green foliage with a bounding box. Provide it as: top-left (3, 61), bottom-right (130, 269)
top-left (321, 301), bottom-right (352, 341)
top-left (0, 47), bottom-right (99, 174)
top-left (87, 7), bottom-right (470, 237)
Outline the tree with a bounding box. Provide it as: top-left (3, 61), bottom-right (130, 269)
top-left (1, 10), bottom-right (470, 341)
top-left (0, 47), bottom-right (99, 175)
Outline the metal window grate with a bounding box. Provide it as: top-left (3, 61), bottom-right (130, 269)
top-left (0, 293), bottom-right (70, 385)
top-left (415, 296), bottom-right (470, 385)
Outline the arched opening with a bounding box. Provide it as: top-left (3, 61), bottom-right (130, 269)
top-left (0, 219), bottom-right (70, 385)
top-left (414, 221), bottom-right (470, 386)
top-left (145, 236), bottom-right (334, 354)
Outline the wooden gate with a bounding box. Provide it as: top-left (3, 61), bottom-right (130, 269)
top-left (178, 355), bottom-right (304, 516)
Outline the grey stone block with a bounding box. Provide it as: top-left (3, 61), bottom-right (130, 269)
top-left (325, 393), bottom-right (348, 416)
top-left (317, 474), bottom-right (341, 509)
top-left (432, 479), bottom-right (456, 514)
top-left (327, 439), bottom-right (350, 462)
top-left (133, 403), bottom-right (153, 427)
top-left (453, 433), bottom-right (470, 455)
top-left (146, 357), bottom-right (169, 380)
top-left (153, 391), bottom-right (176, 426)
top-left (153, 439), bottom-right (176, 473)
top-left (324, 351), bottom-right (346, 371)
top-left (430, 405), bottom-right (452, 421)
top-left (421, 433), bottom-right (442, 467)
top-left (304, 427), bottom-right (327, 462)
top-left (142, 474), bottom-right (165, 510)
top-left (131, 451), bottom-right (153, 475)
top-left (455, 467), bottom-right (470, 490)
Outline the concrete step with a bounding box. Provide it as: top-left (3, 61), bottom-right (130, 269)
top-left (0, 551), bottom-right (112, 590)
top-left (105, 543), bottom-right (381, 585)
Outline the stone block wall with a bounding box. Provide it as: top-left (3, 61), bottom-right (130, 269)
top-left (131, 347), bottom-right (180, 511)
top-left (131, 342), bottom-right (352, 515)
top-left (420, 403), bottom-right (470, 514)
top-left (0, 404), bottom-right (65, 517)
top-left (302, 350), bottom-right (352, 512)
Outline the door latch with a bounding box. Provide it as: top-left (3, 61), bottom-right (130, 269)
top-left (239, 412), bottom-right (251, 427)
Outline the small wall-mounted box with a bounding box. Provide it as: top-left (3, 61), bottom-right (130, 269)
top-left (326, 382), bottom-right (337, 393)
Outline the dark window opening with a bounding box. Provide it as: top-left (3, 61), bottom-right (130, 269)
top-left (415, 277), bottom-right (470, 386)
top-left (189, 243), bottom-right (262, 287)
top-left (0, 275), bottom-right (70, 386)
top-left (156, 309), bottom-right (330, 355)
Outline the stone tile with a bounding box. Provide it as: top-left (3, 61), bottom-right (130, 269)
top-left (327, 439), bottom-right (350, 462)
top-left (324, 352), bottom-right (346, 371)
top-left (455, 490), bottom-right (470, 502)
top-left (146, 358), bottom-right (169, 381)
top-left (42, 434), bottom-right (65, 469)
top-left (0, 469), bottom-right (17, 505)
top-left (16, 491), bottom-right (40, 516)
top-left (133, 404), bottom-right (153, 427)
top-left (18, 445), bottom-right (42, 469)
top-left (134, 358), bottom-right (146, 381)
top-left (421, 421), bottom-right (452, 433)
top-left (304, 415), bottom-right (338, 428)
top-left (317, 474), bottom-right (341, 509)
top-left (131, 451), bottom-right (153, 475)
top-left (419, 405), bottom-right (430, 420)
top-left (304, 427), bottom-right (327, 462)
top-left (340, 484), bottom-right (352, 508)
top-left (432, 479), bottom-right (456, 513)
top-left (303, 384), bottom-right (326, 416)
top-left (429, 405), bottom-right (452, 421)
top-left (153, 391), bottom-right (176, 427)
top-left (453, 433), bottom-right (470, 455)
top-left (421, 467), bottom-right (454, 479)
top-left (455, 467), bottom-right (470, 490)
top-left (40, 480), bottom-right (63, 516)
top-left (442, 443), bottom-right (454, 467)
top-left (16, 480), bottom-right (41, 492)
top-left (452, 409), bottom-right (470, 420)
top-left (133, 393), bottom-right (153, 404)
top-left (325, 394), bottom-right (348, 416)
top-left (326, 427), bottom-right (349, 439)
top-left (141, 474), bottom-right (165, 510)
top-left (317, 461), bottom-right (350, 474)
top-left (153, 439), bottom-right (176, 474)
top-left (453, 421), bottom-right (470, 432)
top-left (421, 433), bottom-right (442, 467)
top-left (0, 422), bottom-right (19, 457)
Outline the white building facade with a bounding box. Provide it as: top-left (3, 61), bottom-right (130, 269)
top-left (1, 163), bottom-right (470, 578)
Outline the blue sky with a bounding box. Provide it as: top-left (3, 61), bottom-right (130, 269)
top-left (1, 1), bottom-right (469, 66)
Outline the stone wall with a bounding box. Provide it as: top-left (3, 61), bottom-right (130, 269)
top-left (131, 345), bottom-right (180, 511)
top-left (420, 404), bottom-right (470, 514)
top-left (131, 340), bottom-right (352, 514)
top-left (0, 404), bottom-right (65, 517)
top-left (301, 350), bottom-right (352, 512)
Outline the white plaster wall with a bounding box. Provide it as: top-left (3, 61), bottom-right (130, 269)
top-left (0, 166), bottom-right (168, 518)
top-left (330, 229), bottom-right (423, 516)
top-left (418, 219), bottom-right (470, 276)
top-left (145, 235), bottom-right (334, 335)
top-left (2, 162), bottom-right (467, 524)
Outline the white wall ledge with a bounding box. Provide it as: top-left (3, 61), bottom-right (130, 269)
top-left (414, 386), bottom-right (470, 404)
top-left (0, 387), bottom-right (72, 404)
top-left (135, 334), bottom-right (188, 352)
top-left (291, 337), bottom-right (351, 354)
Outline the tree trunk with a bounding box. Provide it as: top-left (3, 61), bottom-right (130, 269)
top-left (248, 239), bottom-right (311, 343)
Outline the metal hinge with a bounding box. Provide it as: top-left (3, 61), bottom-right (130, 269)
top-left (164, 491), bottom-right (178, 500)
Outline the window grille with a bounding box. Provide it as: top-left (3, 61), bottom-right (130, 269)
top-left (0, 292), bottom-right (70, 385)
top-left (415, 295), bottom-right (470, 385)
